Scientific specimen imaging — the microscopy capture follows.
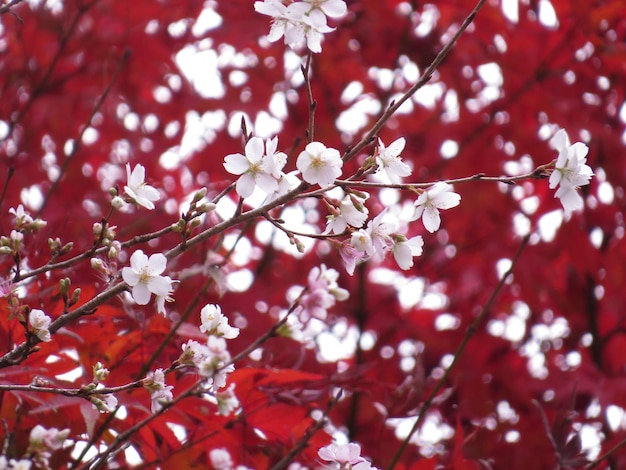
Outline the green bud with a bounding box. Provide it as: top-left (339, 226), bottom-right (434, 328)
top-left (70, 288), bottom-right (81, 306)
top-left (192, 187), bottom-right (208, 203)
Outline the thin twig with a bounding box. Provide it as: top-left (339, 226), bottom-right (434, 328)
top-left (37, 49), bottom-right (131, 215)
top-left (387, 234), bottom-right (529, 469)
top-left (342, 0), bottom-right (488, 163)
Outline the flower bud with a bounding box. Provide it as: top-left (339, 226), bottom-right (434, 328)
top-left (91, 258), bottom-right (107, 274)
top-left (192, 187), bottom-right (208, 203)
top-left (70, 288), bottom-right (81, 306)
top-left (111, 196), bottom-right (125, 209)
top-left (197, 202), bottom-right (217, 213)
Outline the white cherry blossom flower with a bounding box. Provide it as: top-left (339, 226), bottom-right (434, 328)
top-left (318, 442), bottom-right (377, 469)
top-left (325, 194), bottom-right (369, 234)
top-left (124, 163), bottom-right (160, 210)
top-left (29, 424), bottom-right (70, 452)
top-left (223, 136), bottom-right (286, 198)
top-left (200, 304), bottom-right (240, 339)
top-left (412, 182), bottom-right (460, 233)
top-left (392, 235), bottom-right (424, 270)
top-left (9, 204), bottom-right (34, 227)
top-left (297, 141), bottom-right (343, 188)
top-left (254, 0), bottom-right (344, 53)
top-left (215, 384), bottom-right (240, 416)
top-left (29, 309), bottom-right (51, 342)
top-left (549, 129), bottom-right (594, 215)
top-left (144, 368), bottom-right (174, 413)
top-left (375, 137), bottom-right (412, 183)
top-left (122, 250), bottom-right (175, 311)
top-left (299, 264), bottom-right (348, 321)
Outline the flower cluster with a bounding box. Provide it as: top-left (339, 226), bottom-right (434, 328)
top-left (122, 250), bottom-right (175, 315)
top-left (224, 136), bottom-right (287, 199)
top-left (549, 129), bottom-right (594, 215)
top-left (324, 193), bottom-right (369, 235)
top-left (254, 0), bottom-right (347, 53)
top-left (26, 424), bottom-right (70, 468)
top-left (347, 212), bottom-right (424, 273)
top-left (180, 304), bottom-right (239, 395)
top-left (29, 309), bottom-right (52, 343)
top-left (144, 368), bottom-right (174, 413)
top-left (318, 442), bottom-right (378, 469)
top-left (89, 363), bottom-right (118, 413)
top-left (298, 264), bottom-right (349, 321)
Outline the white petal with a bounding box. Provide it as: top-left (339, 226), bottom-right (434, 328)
top-left (245, 137), bottom-right (265, 162)
top-left (236, 173), bottom-right (256, 198)
top-left (147, 253), bottom-right (167, 275)
top-left (422, 207), bottom-right (441, 233)
top-left (129, 250), bottom-right (148, 271)
top-left (223, 153), bottom-right (249, 175)
top-left (122, 268), bottom-right (140, 287)
top-left (132, 283), bottom-right (152, 305)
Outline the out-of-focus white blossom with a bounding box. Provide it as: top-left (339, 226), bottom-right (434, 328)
top-left (299, 264), bottom-right (349, 321)
top-left (144, 368), bottom-right (174, 413)
top-left (318, 442), bottom-right (378, 469)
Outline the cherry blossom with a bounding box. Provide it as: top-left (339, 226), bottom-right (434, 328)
top-left (392, 235), bottom-right (424, 270)
top-left (254, 0), bottom-right (345, 53)
top-left (412, 182), bottom-right (461, 233)
top-left (184, 337), bottom-right (235, 391)
top-left (124, 163), bottom-right (160, 210)
top-left (318, 442), bottom-right (377, 469)
top-left (92, 384), bottom-right (118, 413)
top-left (29, 309), bottom-right (51, 342)
top-left (144, 368), bottom-right (174, 413)
top-left (374, 137), bottom-right (412, 183)
top-left (215, 384), bottom-right (240, 416)
top-left (337, 240), bottom-right (367, 275)
top-left (351, 211), bottom-right (394, 261)
top-left (325, 194), bottom-right (369, 234)
top-left (299, 264), bottom-right (349, 320)
top-left (122, 250), bottom-right (175, 313)
top-left (297, 142), bottom-right (343, 187)
top-left (200, 304), bottom-right (240, 339)
top-left (9, 204), bottom-right (34, 227)
top-left (223, 136), bottom-right (286, 198)
top-left (549, 129), bottom-right (594, 215)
